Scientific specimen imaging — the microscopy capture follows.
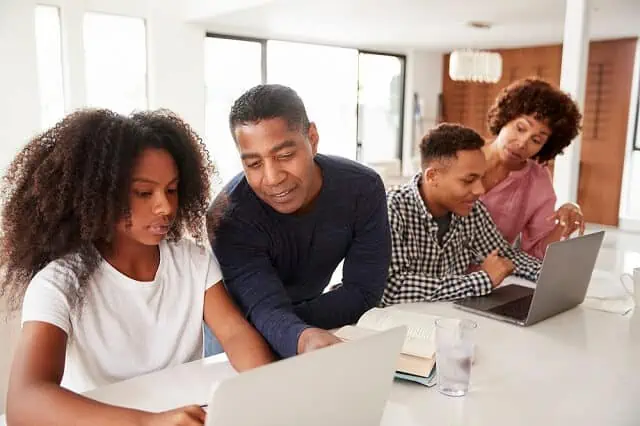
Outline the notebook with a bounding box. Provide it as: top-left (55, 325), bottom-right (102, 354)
top-left (334, 307), bottom-right (437, 386)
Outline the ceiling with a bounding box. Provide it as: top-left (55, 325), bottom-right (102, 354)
top-left (186, 0), bottom-right (640, 52)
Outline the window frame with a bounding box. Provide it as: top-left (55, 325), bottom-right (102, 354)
top-left (205, 33), bottom-right (407, 165)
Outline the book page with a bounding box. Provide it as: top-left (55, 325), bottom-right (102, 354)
top-left (334, 325), bottom-right (378, 341)
top-left (357, 308), bottom-right (437, 358)
top-left (333, 326), bottom-right (435, 377)
top-left (397, 353), bottom-right (435, 377)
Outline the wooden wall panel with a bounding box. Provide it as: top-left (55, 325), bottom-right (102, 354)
top-left (577, 38), bottom-right (637, 226)
top-left (441, 44), bottom-right (562, 137)
top-left (441, 57), bottom-right (468, 125)
top-left (440, 39), bottom-right (637, 226)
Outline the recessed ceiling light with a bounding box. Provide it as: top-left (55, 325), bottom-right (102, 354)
top-left (467, 21), bottom-right (492, 30)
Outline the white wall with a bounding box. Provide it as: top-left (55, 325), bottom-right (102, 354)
top-left (0, 1), bottom-right (42, 172)
top-left (147, 0), bottom-right (207, 135)
top-left (0, 0), bottom-right (207, 173)
top-left (401, 49), bottom-right (443, 176)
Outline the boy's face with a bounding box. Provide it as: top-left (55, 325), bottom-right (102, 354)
top-left (425, 149), bottom-right (487, 217)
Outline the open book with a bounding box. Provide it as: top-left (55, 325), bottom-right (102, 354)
top-left (334, 307), bottom-right (438, 386)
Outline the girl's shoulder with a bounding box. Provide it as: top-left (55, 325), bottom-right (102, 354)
top-left (30, 255), bottom-right (83, 293)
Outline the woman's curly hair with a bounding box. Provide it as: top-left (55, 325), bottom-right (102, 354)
top-left (0, 109), bottom-right (215, 313)
top-left (487, 77), bottom-right (583, 164)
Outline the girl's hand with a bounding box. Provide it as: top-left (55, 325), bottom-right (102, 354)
top-left (142, 405), bottom-right (206, 426)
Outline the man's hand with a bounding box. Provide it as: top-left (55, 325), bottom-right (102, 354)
top-left (297, 328), bottom-right (342, 354)
top-left (481, 249), bottom-right (515, 288)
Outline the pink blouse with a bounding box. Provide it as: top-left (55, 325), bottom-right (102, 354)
top-left (480, 161), bottom-right (557, 259)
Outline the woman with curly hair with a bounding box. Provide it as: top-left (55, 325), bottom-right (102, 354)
top-left (480, 77), bottom-right (585, 259)
top-left (2, 109), bottom-right (274, 426)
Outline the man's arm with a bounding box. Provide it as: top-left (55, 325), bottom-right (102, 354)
top-left (211, 212), bottom-right (309, 359)
top-left (473, 202), bottom-right (542, 282)
top-left (381, 204), bottom-right (493, 306)
top-left (293, 175), bottom-right (391, 328)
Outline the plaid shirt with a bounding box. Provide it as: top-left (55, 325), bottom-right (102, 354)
top-left (381, 174), bottom-right (542, 307)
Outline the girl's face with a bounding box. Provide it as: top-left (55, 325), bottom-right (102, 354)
top-left (494, 115), bottom-right (551, 169)
top-left (114, 148), bottom-right (179, 247)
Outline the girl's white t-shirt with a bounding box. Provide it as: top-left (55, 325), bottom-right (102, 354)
top-left (21, 239), bottom-right (222, 393)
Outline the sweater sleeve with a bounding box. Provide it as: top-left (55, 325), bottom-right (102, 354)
top-left (211, 212), bottom-right (309, 359)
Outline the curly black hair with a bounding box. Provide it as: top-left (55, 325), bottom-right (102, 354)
top-left (0, 109), bottom-right (214, 313)
top-left (420, 123), bottom-right (485, 167)
top-left (487, 77), bottom-right (582, 164)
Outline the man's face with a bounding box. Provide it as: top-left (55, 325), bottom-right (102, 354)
top-left (425, 149), bottom-right (487, 216)
top-left (234, 117), bottom-right (321, 214)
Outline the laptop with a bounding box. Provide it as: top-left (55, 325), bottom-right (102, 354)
top-left (453, 231), bottom-right (605, 326)
top-left (204, 327), bottom-right (406, 426)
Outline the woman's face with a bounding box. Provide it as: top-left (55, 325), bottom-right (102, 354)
top-left (495, 115), bottom-right (552, 169)
top-left (114, 148), bottom-right (179, 247)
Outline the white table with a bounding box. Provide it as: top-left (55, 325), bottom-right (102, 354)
top-left (2, 299), bottom-right (639, 426)
top-left (382, 303), bottom-right (640, 425)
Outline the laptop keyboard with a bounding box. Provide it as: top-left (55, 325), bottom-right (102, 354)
top-left (489, 295), bottom-right (534, 321)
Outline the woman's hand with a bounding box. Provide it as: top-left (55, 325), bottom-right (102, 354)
top-left (548, 202), bottom-right (585, 239)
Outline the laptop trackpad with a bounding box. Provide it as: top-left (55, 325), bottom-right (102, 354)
top-left (457, 284), bottom-right (534, 310)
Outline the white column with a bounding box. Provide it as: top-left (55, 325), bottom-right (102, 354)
top-left (148, 0), bottom-right (207, 136)
top-left (618, 42), bottom-right (640, 229)
top-left (59, 1), bottom-right (87, 111)
top-left (401, 50), bottom-right (417, 177)
top-left (553, 0), bottom-right (590, 204)
top-left (0, 0), bottom-right (41, 172)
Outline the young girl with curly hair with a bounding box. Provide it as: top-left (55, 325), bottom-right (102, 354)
top-left (481, 77), bottom-right (585, 259)
top-left (1, 109), bottom-right (274, 426)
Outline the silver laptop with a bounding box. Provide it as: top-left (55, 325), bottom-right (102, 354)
top-left (204, 327), bottom-right (406, 426)
top-left (453, 231), bottom-right (605, 326)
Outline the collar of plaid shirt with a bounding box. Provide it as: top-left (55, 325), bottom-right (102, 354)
top-left (408, 172), bottom-right (463, 237)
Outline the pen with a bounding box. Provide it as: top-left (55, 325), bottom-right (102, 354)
top-left (467, 246), bottom-right (482, 259)
top-left (466, 245), bottom-right (504, 259)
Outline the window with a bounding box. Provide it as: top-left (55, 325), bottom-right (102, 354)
top-left (267, 41), bottom-right (359, 160)
top-left (357, 53), bottom-right (405, 166)
top-left (204, 37), bottom-right (263, 184)
top-left (83, 12), bottom-right (147, 114)
top-left (34, 5), bottom-right (65, 128)
top-left (205, 35), bottom-right (406, 170)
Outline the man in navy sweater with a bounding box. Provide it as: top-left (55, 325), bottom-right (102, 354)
top-left (206, 84), bottom-right (391, 358)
